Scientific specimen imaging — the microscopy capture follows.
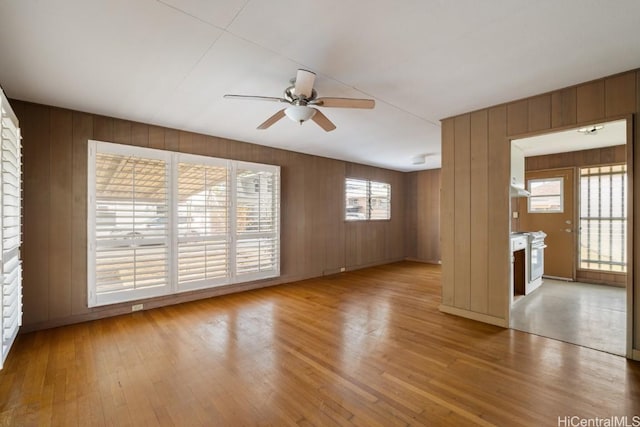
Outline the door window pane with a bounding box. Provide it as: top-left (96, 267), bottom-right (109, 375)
top-left (527, 178), bottom-right (563, 213)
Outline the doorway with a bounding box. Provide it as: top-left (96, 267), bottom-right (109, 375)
top-left (519, 168), bottom-right (575, 279)
top-left (509, 119), bottom-right (629, 357)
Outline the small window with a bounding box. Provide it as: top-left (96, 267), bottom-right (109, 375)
top-left (528, 178), bottom-right (563, 213)
top-left (345, 178), bottom-right (391, 220)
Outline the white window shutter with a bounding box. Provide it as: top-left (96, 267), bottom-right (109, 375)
top-left (1, 91), bottom-right (22, 369)
top-left (88, 142), bottom-right (280, 306)
top-left (235, 166), bottom-right (280, 279)
top-left (91, 148), bottom-right (171, 306)
top-left (177, 160), bottom-right (230, 290)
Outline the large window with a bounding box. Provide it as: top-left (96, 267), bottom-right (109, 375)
top-left (345, 178), bottom-right (391, 221)
top-left (88, 141), bottom-right (280, 307)
top-left (579, 164), bottom-right (627, 272)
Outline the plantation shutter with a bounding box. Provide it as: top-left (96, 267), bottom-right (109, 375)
top-left (235, 164), bottom-right (280, 279)
top-left (90, 144), bottom-right (170, 306)
top-left (177, 157), bottom-right (230, 290)
top-left (89, 141), bottom-right (280, 306)
top-left (1, 94), bottom-right (22, 369)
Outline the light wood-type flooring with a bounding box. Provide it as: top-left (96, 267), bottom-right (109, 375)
top-left (1, 262), bottom-right (639, 426)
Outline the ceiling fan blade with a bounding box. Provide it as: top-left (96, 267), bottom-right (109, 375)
top-left (311, 109), bottom-right (336, 132)
top-left (294, 69), bottom-right (316, 98)
top-left (312, 97), bottom-right (375, 109)
top-left (224, 94), bottom-right (287, 103)
top-left (257, 109), bottom-right (286, 130)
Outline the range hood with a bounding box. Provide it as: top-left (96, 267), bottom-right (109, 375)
top-left (510, 185), bottom-right (530, 197)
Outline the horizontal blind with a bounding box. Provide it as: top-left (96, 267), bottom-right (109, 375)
top-left (345, 178), bottom-right (368, 220)
top-left (177, 161), bottom-right (230, 289)
top-left (93, 152), bottom-right (169, 302)
top-left (345, 178), bottom-right (391, 220)
top-left (370, 181), bottom-right (391, 220)
top-left (236, 168), bottom-right (279, 277)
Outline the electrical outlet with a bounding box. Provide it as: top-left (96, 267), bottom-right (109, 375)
top-left (131, 303), bottom-right (143, 312)
top-left (340, 267), bottom-right (346, 272)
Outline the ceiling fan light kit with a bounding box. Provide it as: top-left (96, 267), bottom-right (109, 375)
top-left (224, 69), bottom-right (375, 132)
top-left (284, 105), bottom-right (316, 124)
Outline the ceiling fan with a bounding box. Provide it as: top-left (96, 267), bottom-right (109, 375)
top-left (224, 69), bottom-right (375, 132)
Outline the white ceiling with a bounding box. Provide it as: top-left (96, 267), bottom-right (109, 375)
top-left (513, 119), bottom-right (627, 157)
top-left (1, 1), bottom-right (639, 171)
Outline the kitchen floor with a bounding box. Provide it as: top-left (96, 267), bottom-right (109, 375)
top-left (510, 279), bottom-right (626, 356)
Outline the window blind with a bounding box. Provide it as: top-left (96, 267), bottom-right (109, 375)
top-left (177, 159), bottom-right (230, 290)
top-left (88, 142), bottom-right (280, 307)
top-left (345, 177), bottom-right (391, 220)
top-left (90, 147), bottom-right (170, 306)
top-left (235, 167), bottom-right (280, 278)
top-left (1, 95), bottom-right (22, 369)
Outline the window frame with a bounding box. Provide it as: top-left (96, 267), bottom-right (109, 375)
top-left (345, 177), bottom-right (391, 221)
top-left (578, 164), bottom-right (627, 272)
top-left (527, 177), bottom-right (564, 213)
top-left (88, 140), bottom-right (280, 307)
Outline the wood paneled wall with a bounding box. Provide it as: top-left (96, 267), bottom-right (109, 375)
top-left (525, 144), bottom-right (626, 171)
top-left (512, 145), bottom-right (627, 232)
top-left (441, 68), bottom-right (639, 358)
top-left (405, 169), bottom-right (441, 263)
top-left (14, 100), bottom-right (406, 331)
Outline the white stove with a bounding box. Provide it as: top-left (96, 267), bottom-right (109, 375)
top-left (510, 231), bottom-right (547, 298)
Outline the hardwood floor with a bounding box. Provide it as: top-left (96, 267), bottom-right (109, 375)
top-left (1, 262), bottom-right (639, 426)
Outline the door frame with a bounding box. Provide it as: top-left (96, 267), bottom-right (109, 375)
top-left (521, 167), bottom-right (577, 281)
top-left (508, 114), bottom-right (634, 359)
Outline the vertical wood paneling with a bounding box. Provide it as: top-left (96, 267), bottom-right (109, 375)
top-left (507, 100), bottom-right (528, 136)
top-left (469, 110), bottom-right (488, 313)
top-left (131, 122), bottom-right (149, 147)
top-left (113, 119), bottom-right (132, 145)
top-left (323, 160), bottom-right (346, 273)
top-left (148, 125), bottom-right (165, 150)
top-left (440, 119), bottom-right (455, 306)
top-left (164, 129), bottom-right (180, 152)
top-left (551, 87), bottom-right (577, 128)
top-left (93, 116), bottom-right (113, 142)
top-left (487, 105), bottom-right (509, 319)
top-left (410, 169), bottom-right (441, 263)
top-left (605, 72), bottom-right (636, 117)
top-left (404, 172), bottom-right (417, 259)
top-left (453, 115), bottom-right (471, 309)
top-left (442, 69), bottom-right (638, 338)
top-left (576, 80), bottom-right (605, 123)
top-left (528, 95), bottom-right (551, 132)
top-left (71, 112), bottom-right (92, 315)
top-left (48, 109), bottom-right (73, 319)
top-left (19, 103), bottom-right (51, 325)
top-left (525, 145), bottom-right (626, 171)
